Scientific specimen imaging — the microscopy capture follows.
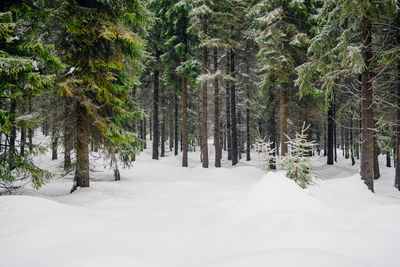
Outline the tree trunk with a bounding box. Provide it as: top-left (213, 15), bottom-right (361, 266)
top-left (350, 115), bottom-right (355, 166)
top-left (160, 85), bottom-right (165, 157)
top-left (374, 145), bottom-right (380, 180)
top-left (72, 102), bottom-right (89, 192)
top-left (230, 49), bottom-right (238, 165)
top-left (327, 100), bottom-right (334, 165)
top-left (387, 151), bottom-right (391, 168)
top-left (226, 51), bottom-right (232, 160)
top-left (51, 127), bottom-right (58, 160)
top-left (269, 89), bottom-right (276, 169)
top-left (246, 86), bottom-right (251, 161)
top-left (360, 13), bottom-right (375, 192)
top-left (213, 48), bottom-right (221, 167)
top-left (9, 99), bottom-right (17, 154)
top-left (64, 125), bottom-right (72, 170)
top-left (201, 20), bottom-right (209, 168)
top-left (152, 69), bottom-right (159, 160)
top-left (174, 91), bottom-right (179, 156)
top-left (280, 88), bottom-right (287, 156)
top-left (20, 127), bottom-right (26, 156)
top-left (182, 74), bottom-right (188, 167)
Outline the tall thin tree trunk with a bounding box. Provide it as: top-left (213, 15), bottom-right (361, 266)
top-left (269, 89), bottom-right (276, 169)
top-left (201, 20), bottom-right (209, 168)
top-left (226, 51), bottom-right (232, 160)
top-left (246, 86), bottom-right (251, 161)
top-left (280, 88), bottom-right (287, 156)
top-left (360, 13), bottom-right (375, 192)
top-left (387, 151), bottom-right (391, 168)
top-left (152, 69), bottom-right (160, 160)
top-left (9, 99), bottom-right (17, 154)
top-left (51, 127), bottom-right (58, 160)
top-left (350, 114), bottom-right (356, 166)
top-left (20, 127), bottom-right (26, 156)
top-left (182, 74), bottom-right (188, 167)
top-left (64, 125), bottom-right (72, 170)
top-left (327, 100), bottom-right (334, 165)
top-left (28, 98), bottom-right (33, 153)
top-left (160, 85), bottom-right (165, 157)
top-left (214, 48), bottom-right (221, 167)
top-left (230, 49), bottom-right (238, 165)
top-left (174, 90), bottom-right (179, 156)
top-left (72, 101), bottom-right (89, 192)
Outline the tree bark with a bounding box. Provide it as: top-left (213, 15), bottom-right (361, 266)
top-left (51, 127), bottom-right (58, 160)
top-left (327, 100), bottom-right (334, 165)
top-left (182, 74), bottom-right (188, 167)
top-left (213, 48), bottom-right (221, 167)
top-left (160, 85), bottom-right (165, 158)
top-left (73, 101), bottom-right (89, 191)
top-left (64, 125), bottom-right (72, 170)
top-left (174, 90), bottom-right (179, 156)
top-left (246, 86), bottom-right (251, 161)
top-left (268, 89), bottom-right (276, 169)
top-left (226, 51), bottom-right (232, 160)
top-left (360, 13), bottom-right (375, 192)
top-left (152, 69), bottom-right (160, 160)
top-left (9, 99), bottom-right (17, 156)
top-left (230, 49), bottom-right (238, 165)
top-left (280, 88), bottom-right (287, 156)
top-left (201, 20), bottom-right (209, 168)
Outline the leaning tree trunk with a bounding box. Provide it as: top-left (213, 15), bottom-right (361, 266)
top-left (280, 88), bottom-right (287, 156)
top-left (201, 20), bottom-right (209, 168)
top-left (230, 49), bottom-right (238, 165)
top-left (360, 13), bottom-right (375, 192)
top-left (72, 101), bottom-right (89, 192)
top-left (213, 48), bottom-right (221, 167)
top-left (327, 98), bottom-right (334, 165)
top-left (152, 69), bottom-right (159, 160)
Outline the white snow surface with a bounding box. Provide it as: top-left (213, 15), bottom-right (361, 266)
top-left (1, 143), bottom-right (400, 267)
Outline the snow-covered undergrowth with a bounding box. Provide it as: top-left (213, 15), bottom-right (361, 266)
top-left (1, 144), bottom-right (400, 267)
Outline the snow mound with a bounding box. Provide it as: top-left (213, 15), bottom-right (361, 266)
top-left (206, 248), bottom-right (368, 267)
top-left (220, 171), bottom-right (327, 223)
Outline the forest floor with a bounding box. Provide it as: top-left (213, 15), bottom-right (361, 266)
top-left (1, 140), bottom-right (400, 267)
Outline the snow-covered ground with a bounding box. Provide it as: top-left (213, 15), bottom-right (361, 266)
top-left (1, 142), bottom-right (400, 267)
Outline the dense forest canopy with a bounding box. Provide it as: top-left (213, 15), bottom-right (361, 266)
top-left (1, 0), bottom-right (400, 193)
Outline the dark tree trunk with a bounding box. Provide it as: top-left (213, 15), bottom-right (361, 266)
top-left (152, 69), bottom-right (160, 160)
top-left (268, 89), bottom-right (276, 169)
top-left (28, 98), bottom-right (33, 153)
top-left (387, 151), bottom-right (391, 168)
top-left (182, 74), bottom-right (188, 167)
top-left (350, 115), bottom-right (355, 166)
top-left (360, 13), bottom-right (375, 192)
top-left (143, 119), bottom-right (147, 149)
top-left (20, 127), bottom-right (26, 156)
top-left (9, 99), bottom-right (17, 154)
top-left (334, 100), bottom-right (337, 162)
top-left (374, 145), bottom-right (380, 180)
top-left (64, 125), bottom-right (72, 170)
top-left (51, 127), bottom-right (59, 160)
top-left (174, 91), bottom-right (179, 156)
top-left (213, 48), bottom-right (221, 167)
top-left (72, 102), bottom-right (89, 192)
top-left (201, 20), bottom-right (209, 168)
top-left (280, 88), bottom-right (287, 156)
top-left (238, 110), bottom-right (242, 160)
top-left (226, 51), bottom-right (232, 160)
top-left (230, 49), bottom-right (238, 165)
top-left (327, 100), bottom-right (334, 165)
top-left (160, 85), bottom-right (165, 158)
top-left (246, 86), bottom-right (251, 161)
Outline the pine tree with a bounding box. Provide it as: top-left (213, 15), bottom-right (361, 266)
top-left (57, 0), bottom-right (149, 192)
